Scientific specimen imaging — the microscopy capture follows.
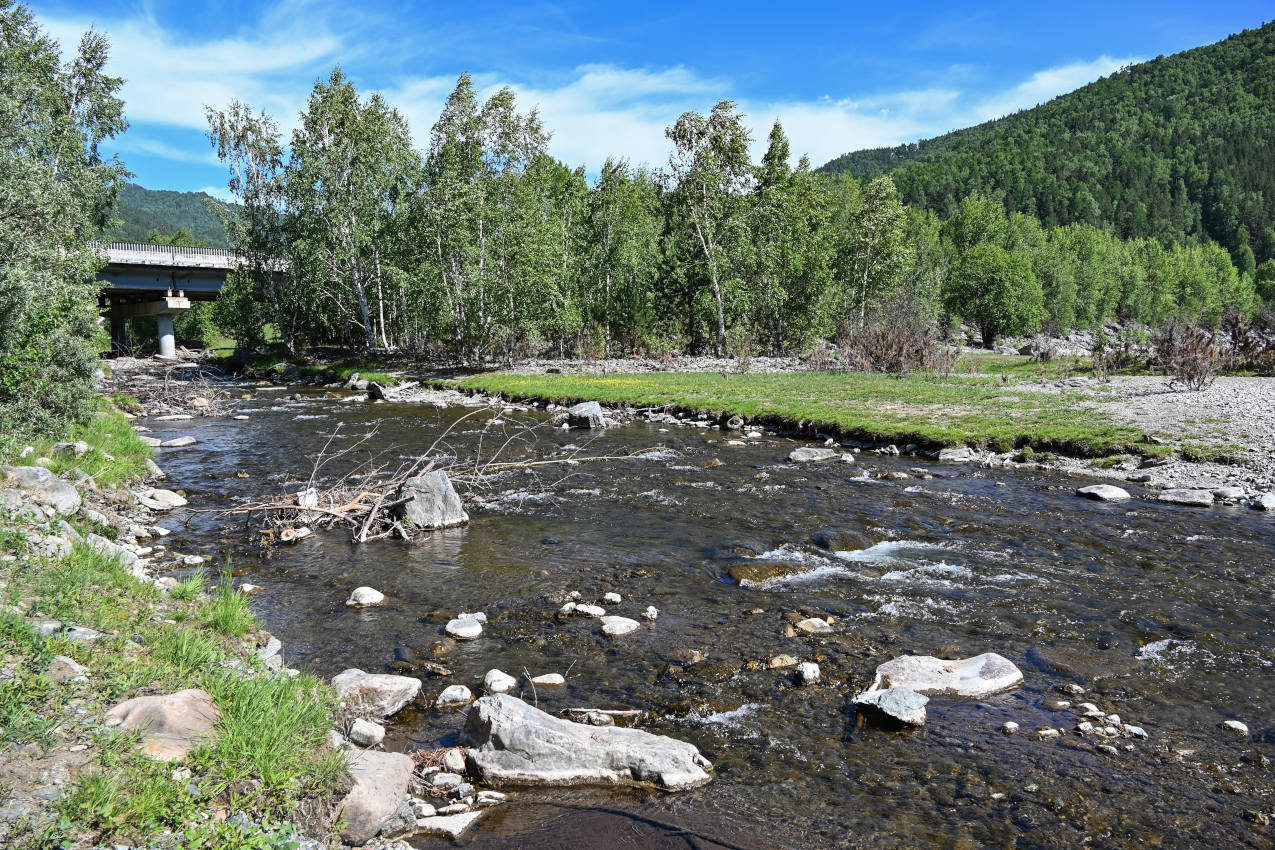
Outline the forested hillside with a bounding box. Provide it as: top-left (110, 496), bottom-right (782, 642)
top-left (819, 21), bottom-right (1275, 268)
top-left (106, 183), bottom-right (232, 247)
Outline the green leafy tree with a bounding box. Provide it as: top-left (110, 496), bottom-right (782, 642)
top-left (146, 226), bottom-right (206, 247)
top-left (748, 122), bottom-right (832, 353)
top-left (0, 1), bottom-right (126, 448)
top-left (834, 175), bottom-right (912, 334)
top-left (946, 243), bottom-right (1043, 346)
top-left (665, 101), bottom-right (753, 356)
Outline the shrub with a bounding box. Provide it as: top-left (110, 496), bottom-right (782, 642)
top-left (1154, 320), bottom-right (1226, 391)
top-left (836, 296), bottom-right (959, 376)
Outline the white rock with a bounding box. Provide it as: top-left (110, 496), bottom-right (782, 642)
top-left (600, 616), bottom-right (640, 637)
top-left (332, 669), bottom-right (421, 718)
top-left (788, 447), bottom-right (839, 463)
top-left (446, 616), bottom-right (483, 640)
top-left (475, 790), bottom-right (506, 806)
top-left (160, 436), bottom-right (197, 448)
top-left (1220, 719), bottom-right (1249, 736)
top-left (1158, 488), bottom-right (1215, 507)
top-left (1001, 721), bottom-right (1020, 735)
top-left (348, 718), bottom-right (385, 747)
top-left (346, 586), bottom-right (385, 608)
top-left (863, 652), bottom-right (1023, 698)
top-left (642, 605), bottom-right (659, 621)
top-left (1037, 728), bottom-right (1062, 739)
top-left (796, 662), bottom-right (821, 684)
top-left (530, 673), bottom-right (565, 687)
top-left (411, 799), bottom-right (437, 819)
top-left (414, 811), bottom-right (485, 840)
top-left (431, 772), bottom-right (463, 789)
top-left (436, 685), bottom-right (474, 708)
top-left (602, 592), bottom-right (622, 604)
top-left (1076, 484), bottom-right (1131, 501)
top-left (795, 617), bottom-right (832, 634)
top-left (853, 686), bottom-right (929, 725)
top-left (558, 601), bottom-right (577, 615)
top-left (443, 748), bottom-right (467, 774)
top-left (238, 583), bottom-right (263, 594)
top-left (573, 603), bottom-right (606, 618)
top-left (484, 669), bottom-right (518, 695)
top-left (1078, 702), bottom-right (1104, 717)
top-left (1252, 492), bottom-right (1275, 511)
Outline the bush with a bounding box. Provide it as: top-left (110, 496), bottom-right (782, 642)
top-left (1154, 320), bottom-right (1226, 391)
top-left (836, 296), bottom-right (959, 376)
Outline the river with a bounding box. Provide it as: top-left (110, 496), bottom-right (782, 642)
top-left (149, 387), bottom-right (1275, 848)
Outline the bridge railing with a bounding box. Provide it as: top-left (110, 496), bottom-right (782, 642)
top-left (92, 241), bottom-right (242, 269)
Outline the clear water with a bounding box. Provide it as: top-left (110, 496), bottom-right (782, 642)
top-left (151, 389), bottom-right (1275, 848)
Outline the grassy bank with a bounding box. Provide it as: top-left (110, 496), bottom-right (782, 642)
top-left (5, 396), bottom-right (153, 487)
top-left (448, 370), bottom-right (1163, 458)
top-left (1, 386), bottom-right (343, 848)
top-left (0, 535), bottom-right (343, 848)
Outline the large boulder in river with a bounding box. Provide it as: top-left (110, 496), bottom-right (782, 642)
top-left (332, 669), bottom-right (421, 718)
top-left (1252, 493), bottom-right (1275, 511)
top-left (2, 465), bottom-right (80, 516)
top-left (338, 749), bottom-right (416, 845)
top-left (937, 447), bottom-right (979, 463)
top-left (462, 694), bottom-right (713, 791)
top-left (863, 652), bottom-right (1023, 698)
top-left (393, 470), bottom-right (468, 529)
top-left (567, 401), bottom-right (606, 429)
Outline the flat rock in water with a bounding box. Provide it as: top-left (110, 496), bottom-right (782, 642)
top-left (339, 749), bottom-right (415, 845)
top-left (2, 466), bottom-right (81, 516)
top-left (938, 447), bottom-right (978, 463)
top-left (567, 401), bottom-right (606, 429)
top-left (530, 673), bottom-right (565, 686)
top-left (332, 669), bottom-right (421, 718)
top-left (105, 688), bottom-right (219, 761)
top-left (787, 447), bottom-right (839, 463)
top-left (160, 436), bottom-right (197, 448)
top-left (393, 470), bottom-right (469, 529)
top-left (463, 694), bottom-right (713, 790)
top-left (600, 616), bottom-right (640, 637)
top-left (1076, 484), bottom-right (1130, 501)
top-left (865, 652), bottom-right (1023, 698)
top-left (854, 686), bottom-right (929, 726)
top-left (136, 488), bottom-right (187, 510)
top-left (1158, 488), bottom-right (1215, 507)
top-left (415, 811), bottom-right (485, 840)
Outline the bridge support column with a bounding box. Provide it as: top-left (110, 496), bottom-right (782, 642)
top-left (156, 313), bottom-right (176, 359)
top-left (108, 303), bottom-right (128, 356)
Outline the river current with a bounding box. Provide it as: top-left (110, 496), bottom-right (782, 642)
top-left (150, 388), bottom-right (1274, 848)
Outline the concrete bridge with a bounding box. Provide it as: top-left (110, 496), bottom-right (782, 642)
top-left (95, 242), bottom-right (241, 358)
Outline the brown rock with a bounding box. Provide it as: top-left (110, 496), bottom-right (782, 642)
top-left (338, 749), bottom-right (415, 845)
top-left (104, 689), bottom-right (219, 761)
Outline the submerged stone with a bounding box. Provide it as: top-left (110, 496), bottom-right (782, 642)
top-left (854, 686), bottom-right (929, 726)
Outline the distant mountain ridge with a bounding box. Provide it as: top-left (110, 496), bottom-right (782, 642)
top-left (818, 21), bottom-right (1275, 266)
top-left (106, 183), bottom-right (233, 248)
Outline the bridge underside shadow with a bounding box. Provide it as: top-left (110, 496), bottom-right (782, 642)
top-left (98, 265), bottom-right (225, 358)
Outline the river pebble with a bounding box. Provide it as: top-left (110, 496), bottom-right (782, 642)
top-left (600, 615), bottom-right (640, 636)
top-left (346, 586), bottom-right (385, 608)
top-left (484, 669), bottom-right (517, 695)
top-left (1220, 720), bottom-right (1249, 736)
top-left (436, 685), bottom-right (473, 708)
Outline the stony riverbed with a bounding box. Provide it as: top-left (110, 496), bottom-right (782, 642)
top-left (125, 376), bottom-right (1275, 849)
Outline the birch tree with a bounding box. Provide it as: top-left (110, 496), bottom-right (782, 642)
top-left (665, 101), bottom-right (752, 356)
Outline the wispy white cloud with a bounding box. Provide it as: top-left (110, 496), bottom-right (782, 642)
top-left (196, 185), bottom-right (236, 203)
top-left (974, 55), bottom-right (1138, 121)
top-left (36, 7), bottom-right (1142, 177)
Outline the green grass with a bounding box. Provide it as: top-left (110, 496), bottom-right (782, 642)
top-left (447, 370), bottom-right (1163, 458)
top-left (9, 398), bottom-right (153, 487)
top-left (1178, 441), bottom-right (1248, 465)
top-left (0, 524), bottom-right (345, 848)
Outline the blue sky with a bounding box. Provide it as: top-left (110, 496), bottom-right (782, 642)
top-left (31, 0), bottom-right (1274, 198)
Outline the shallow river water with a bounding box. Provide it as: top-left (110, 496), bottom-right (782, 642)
top-left (151, 388), bottom-right (1274, 848)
